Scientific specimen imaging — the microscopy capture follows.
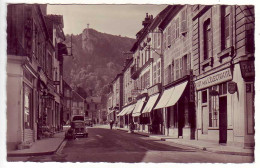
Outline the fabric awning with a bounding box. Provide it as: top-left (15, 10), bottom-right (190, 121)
top-left (117, 107), bottom-right (128, 117)
top-left (166, 81), bottom-right (188, 107)
top-left (125, 104), bottom-right (136, 115)
top-left (154, 81), bottom-right (188, 109)
top-left (154, 87), bottom-right (174, 109)
top-left (132, 97), bottom-right (146, 117)
top-left (142, 93), bottom-right (160, 113)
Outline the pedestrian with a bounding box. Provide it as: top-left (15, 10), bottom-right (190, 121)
top-left (109, 119), bottom-right (114, 129)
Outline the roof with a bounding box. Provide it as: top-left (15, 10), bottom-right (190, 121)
top-left (158, 5), bottom-right (183, 30)
top-left (72, 90), bottom-right (85, 101)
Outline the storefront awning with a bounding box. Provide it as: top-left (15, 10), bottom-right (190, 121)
top-left (125, 104), bottom-right (136, 115)
top-left (154, 81), bottom-right (188, 109)
top-left (154, 87), bottom-right (174, 109)
top-left (117, 106), bottom-right (128, 117)
top-left (132, 97), bottom-right (146, 117)
top-left (166, 81), bottom-right (188, 107)
top-left (142, 93), bottom-right (160, 113)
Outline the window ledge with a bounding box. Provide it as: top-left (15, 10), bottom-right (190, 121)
top-left (201, 57), bottom-right (213, 71)
top-left (217, 46), bottom-right (234, 63)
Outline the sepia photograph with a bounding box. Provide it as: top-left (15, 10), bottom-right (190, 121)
top-left (0, 0), bottom-right (258, 167)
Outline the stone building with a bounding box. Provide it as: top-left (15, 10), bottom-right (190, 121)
top-left (6, 4), bottom-right (67, 150)
top-left (192, 5), bottom-right (254, 147)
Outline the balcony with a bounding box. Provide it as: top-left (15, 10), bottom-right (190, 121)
top-left (131, 58), bottom-right (153, 80)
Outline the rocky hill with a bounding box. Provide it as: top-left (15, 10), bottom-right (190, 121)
top-left (63, 28), bottom-right (135, 97)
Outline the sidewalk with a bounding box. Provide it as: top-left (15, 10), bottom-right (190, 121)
top-left (7, 131), bottom-right (65, 157)
top-left (116, 127), bottom-right (254, 156)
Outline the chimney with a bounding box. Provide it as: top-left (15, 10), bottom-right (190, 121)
top-left (142, 13), bottom-right (153, 28)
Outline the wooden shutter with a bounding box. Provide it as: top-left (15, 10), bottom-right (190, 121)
top-left (181, 9), bottom-right (187, 34)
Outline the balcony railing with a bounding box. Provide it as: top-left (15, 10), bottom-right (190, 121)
top-left (131, 58), bottom-right (153, 80)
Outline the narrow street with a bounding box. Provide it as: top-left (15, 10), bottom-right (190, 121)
top-left (10, 128), bottom-right (253, 163)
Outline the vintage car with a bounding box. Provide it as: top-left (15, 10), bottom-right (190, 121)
top-left (71, 120), bottom-right (88, 138)
top-left (85, 119), bottom-right (93, 127)
top-left (65, 115), bottom-right (88, 139)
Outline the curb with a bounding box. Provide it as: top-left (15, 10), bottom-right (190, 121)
top-left (162, 139), bottom-right (254, 156)
top-left (132, 131), bottom-right (150, 137)
top-left (121, 131), bottom-right (254, 156)
top-left (116, 128), bottom-right (129, 132)
top-left (7, 137), bottom-right (65, 157)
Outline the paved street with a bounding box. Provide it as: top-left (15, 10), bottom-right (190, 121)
top-left (8, 128), bottom-right (254, 163)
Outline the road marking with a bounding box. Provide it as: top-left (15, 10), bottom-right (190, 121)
top-left (96, 134), bottom-right (103, 138)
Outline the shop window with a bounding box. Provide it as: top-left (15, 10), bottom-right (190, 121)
top-left (202, 90), bottom-right (207, 103)
top-left (24, 83), bottom-right (33, 129)
top-left (203, 19), bottom-right (212, 60)
top-left (209, 86), bottom-right (219, 128)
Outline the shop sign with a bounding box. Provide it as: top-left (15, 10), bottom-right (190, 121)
top-left (148, 83), bottom-right (161, 96)
top-left (195, 68), bottom-right (232, 90)
top-left (240, 61), bottom-right (255, 79)
top-left (53, 81), bottom-right (60, 85)
top-left (41, 95), bottom-right (50, 99)
top-left (228, 81), bottom-right (237, 94)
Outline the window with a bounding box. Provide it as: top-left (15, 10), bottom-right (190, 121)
top-left (219, 82), bottom-right (227, 95)
top-left (153, 65), bottom-right (157, 84)
top-left (87, 104), bottom-right (90, 109)
top-left (203, 19), bottom-right (212, 60)
top-left (154, 33), bottom-right (157, 48)
top-left (168, 64), bottom-right (172, 84)
top-left (67, 100), bottom-right (70, 108)
top-left (95, 104), bottom-right (98, 109)
top-left (157, 62), bottom-right (161, 83)
top-left (181, 8), bottom-right (187, 33)
top-left (175, 59), bottom-right (180, 80)
top-left (209, 86), bottom-right (219, 127)
top-left (171, 22), bottom-right (176, 43)
top-left (24, 83), bottom-right (32, 129)
top-left (176, 18), bottom-right (180, 39)
top-left (202, 90), bottom-right (207, 103)
top-left (157, 33), bottom-right (161, 47)
top-left (221, 6), bottom-right (231, 50)
top-left (167, 26), bottom-right (171, 47)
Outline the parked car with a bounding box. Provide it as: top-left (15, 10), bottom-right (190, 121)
top-left (65, 115), bottom-right (88, 139)
top-left (71, 120), bottom-right (88, 138)
top-left (85, 119), bottom-right (93, 127)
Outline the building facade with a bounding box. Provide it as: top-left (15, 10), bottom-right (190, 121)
top-left (71, 90), bottom-right (86, 116)
top-left (6, 4), bottom-right (67, 150)
top-left (63, 80), bottom-right (73, 123)
top-left (192, 5), bottom-right (254, 147)
top-left (85, 96), bottom-right (102, 124)
top-left (109, 4), bottom-right (255, 148)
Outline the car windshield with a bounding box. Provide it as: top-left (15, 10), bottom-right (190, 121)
top-left (72, 116), bottom-right (84, 121)
top-left (74, 122), bottom-right (84, 128)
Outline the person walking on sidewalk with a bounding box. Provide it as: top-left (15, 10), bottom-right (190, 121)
top-left (109, 119), bottom-right (114, 130)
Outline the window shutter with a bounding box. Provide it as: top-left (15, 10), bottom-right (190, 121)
top-left (172, 22), bottom-right (176, 43)
top-left (181, 9), bottom-right (187, 34)
top-left (167, 26), bottom-right (171, 47)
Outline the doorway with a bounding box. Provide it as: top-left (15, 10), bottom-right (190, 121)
top-left (219, 96), bottom-right (227, 143)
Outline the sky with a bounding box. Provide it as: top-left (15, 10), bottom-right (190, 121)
top-left (47, 4), bottom-right (167, 38)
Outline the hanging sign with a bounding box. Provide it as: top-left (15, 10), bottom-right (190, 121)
top-left (228, 81), bottom-right (237, 94)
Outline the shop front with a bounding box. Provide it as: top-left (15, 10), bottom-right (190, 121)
top-left (155, 77), bottom-right (195, 138)
top-left (132, 96), bottom-right (146, 131)
top-left (141, 84), bottom-right (161, 134)
top-left (194, 65), bottom-right (254, 147)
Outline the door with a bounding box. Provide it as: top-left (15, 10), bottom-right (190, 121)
top-left (178, 101), bottom-right (184, 137)
top-left (202, 106), bottom-right (208, 134)
top-left (219, 96), bottom-right (227, 143)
